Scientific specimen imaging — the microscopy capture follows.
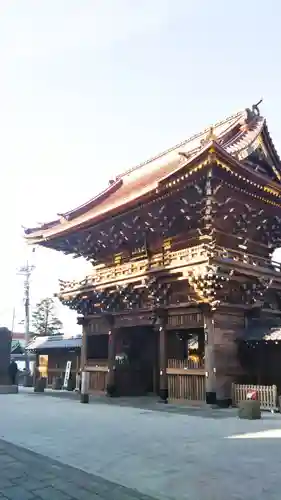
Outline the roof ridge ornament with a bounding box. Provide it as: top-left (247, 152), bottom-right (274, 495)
top-left (205, 126), bottom-right (217, 142)
top-left (200, 126), bottom-right (217, 147)
top-left (252, 98), bottom-right (263, 117)
top-left (245, 99), bottom-right (263, 123)
top-left (57, 213), bottom-right (70, 222)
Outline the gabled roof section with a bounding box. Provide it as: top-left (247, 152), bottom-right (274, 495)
top-left (26, 334), bottom-right (82, 351)
top-left (25, 101), bottom-right (281, 244)
top-left (11, 340), bottom-right (25, 354)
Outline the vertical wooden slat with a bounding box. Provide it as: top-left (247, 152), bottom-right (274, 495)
top-left (88, 371), bottom-right (108, 392)
top-left (168, 373), bottom-right (205, 402)
top-left (167, 358), bottom-right (205, 402)
top-left (232, 383), bottom-right (278, 411)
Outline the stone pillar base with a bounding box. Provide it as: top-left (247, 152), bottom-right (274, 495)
top-left (206, 391), bottom-right (217, 405)
top-left (159, 388), bottom-right (168, 403)
top-left (80, 393), bottom-right (89, 404)
top-left (216, 398), bottom-right (232, 408)
top-left (0, 385), bottom-right (18, 394)
top-left (52, 377), bottom-right (63, 390)
top-left (23, 375), bottom-right (33, 387)
top-left (34, 378), bottom-right (46, 393)
top-left (106, 383), bottom-right (118, 397)
top-left (80, 371), bottom-right (89, 403)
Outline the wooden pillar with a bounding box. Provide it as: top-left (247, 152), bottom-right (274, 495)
top-left (106, 315), bottom-right (118, 397)
top-left (33, 353), bottom-right (40, 386)
top-left (213, 310), bottom-right (244, 406)
top-left (204, 310), bottom-right (217, 405)
top-left (198, 331), bottom-right (205, 358)
top-left (78, 317), bottom-right (88, 370)
top-left (81, 330), bottom-right (87, 370)
top-left (158, 309), bottom-right (168, 403)
top-left (80, 370), bottom-right (89, 404)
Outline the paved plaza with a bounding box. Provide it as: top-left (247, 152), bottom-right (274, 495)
top-left (0, 439), bottom-right (155, 500)
top-left (1, 391), bottom-right (281, 499)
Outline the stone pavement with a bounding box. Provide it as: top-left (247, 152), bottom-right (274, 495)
top-left (0, 439), bottom-right (156, 500)
top-left (1, 391), bottom-right (281, 499)
top-left (23, 386), bottom-right (235, 419)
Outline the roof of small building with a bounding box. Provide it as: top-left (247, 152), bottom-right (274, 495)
top-left (24, 101), bottom-right (281, 245)
top-left (244, 315), bottom-right (281, 342)
top-left (244, 327), bottom-right (281, 342)
top-left (11, 340), bottom-right (25, 354)
top-left (27, 334), bottom-right (82, 352)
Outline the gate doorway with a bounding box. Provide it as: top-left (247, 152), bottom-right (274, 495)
top-left (115, 326), bottom-right (158, 396)
top-left (167, 328), bottom-right (206, 402)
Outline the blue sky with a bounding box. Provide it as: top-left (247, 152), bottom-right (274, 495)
top-left (1, 0), bottom-right (280, 332)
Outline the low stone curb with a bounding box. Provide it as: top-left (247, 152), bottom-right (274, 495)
top-left (0, 385), bottom-right (18, 394)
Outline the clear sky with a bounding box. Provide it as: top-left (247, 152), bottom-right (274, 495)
top-left (1, 0), bottom-right (281, 333)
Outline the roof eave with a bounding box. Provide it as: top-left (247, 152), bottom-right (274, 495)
top-left (62, 178), bottom-right (123, 221)
top-left (158, 142), bottom-right (281, 201)
top-left (157, 140), bottom-right (230, 190)
top-left (24, 187), bottom-right (159, 246)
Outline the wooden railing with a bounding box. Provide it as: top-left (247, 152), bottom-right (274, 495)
top-left (216, 247), bottom-right (281, 273)
top-left (168, 373), bottom-right (205, 402)
top-left (58, 244), bottom-right (209, 293)
top-left (167, 358), bottom-right (205, 402)
top-left (232, 383), bottom-right (278, 412)
top-left (58, 243), bottom-right (281, 295)
top-left (85, 359), bottom-right (108, 393)
top-left (168, 358), bottom-right (205, 370)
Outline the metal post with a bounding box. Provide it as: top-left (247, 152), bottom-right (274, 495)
top-left (17, 261), bottom-right (35, 374)
top-left (24, 269), bottom-right (30, 373)
top-left (11, 307), bottom-right (16, 334)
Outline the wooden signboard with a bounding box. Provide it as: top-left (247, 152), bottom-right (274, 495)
top-left (63, 361), bottom-right (72, 389)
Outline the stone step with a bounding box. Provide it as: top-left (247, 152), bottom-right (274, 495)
top-left (0, 385), bottom-right (18, 394)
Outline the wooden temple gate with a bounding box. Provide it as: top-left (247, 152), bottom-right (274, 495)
top-left (83, 309), bottom-right (206, 401)
top-left (25, 102), bottom-right (281, 406)
top-left (85, 359), bottom-right (206, 401)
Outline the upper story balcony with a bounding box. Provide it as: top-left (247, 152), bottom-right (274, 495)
top-left (57, 244), bottom-right (281, 297)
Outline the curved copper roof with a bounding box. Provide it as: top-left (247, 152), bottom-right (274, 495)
top-left (24, 104), bottom-right (281, 243)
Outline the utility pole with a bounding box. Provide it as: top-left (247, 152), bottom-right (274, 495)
top-left (11, 307), bottom-right (16, 333)
top-left (17, 261), bottom-right (35, 373)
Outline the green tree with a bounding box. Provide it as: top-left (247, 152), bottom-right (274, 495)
top-left (32, 297), bottom-right (63, 336)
